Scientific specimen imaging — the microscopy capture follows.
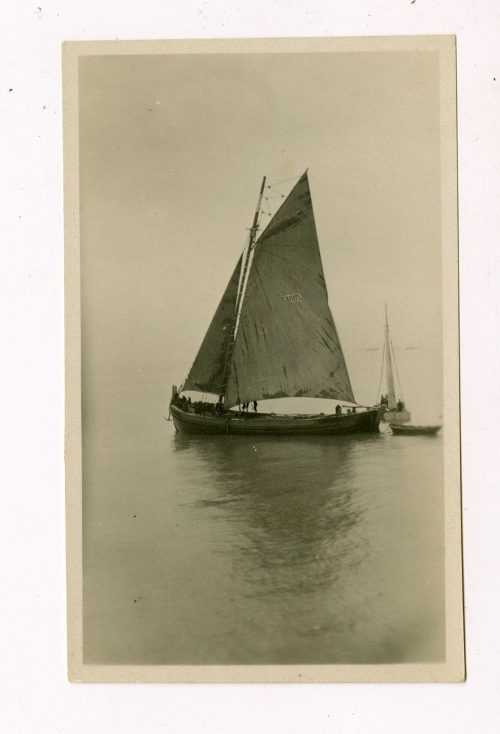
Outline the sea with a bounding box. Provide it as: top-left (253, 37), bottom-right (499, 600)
top-left (82, 380), bottom-right (445, 665)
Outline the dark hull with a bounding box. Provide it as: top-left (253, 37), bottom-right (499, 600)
top-left (390, 423), bottom-right (441, 436)
top-left (170, 405), bottom-right (380, 436)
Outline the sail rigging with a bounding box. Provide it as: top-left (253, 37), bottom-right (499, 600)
top-left (378, 306), bottom-right (411, 423)
top-left (183, 172), bottom-right (355, 408)
top-left (225, 172), bottom-right (355, 407)
top-left (384, 304), bottom-right (397, 410)
top-left (170, 170), bottom-right (381, 437)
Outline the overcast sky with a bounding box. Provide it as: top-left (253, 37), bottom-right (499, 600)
top-left (80, 49), bottom-right (442, 417)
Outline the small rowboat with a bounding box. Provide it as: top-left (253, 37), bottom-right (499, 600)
top-left (390, 423), bottom-right (441, 436)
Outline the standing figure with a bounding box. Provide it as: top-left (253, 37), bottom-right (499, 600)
top-left (253, 400), bottom-right (258, 412)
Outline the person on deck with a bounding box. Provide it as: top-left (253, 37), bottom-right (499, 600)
top-left (397, 399), bottom-right (404, 412)
top-left (335, 404), bottom-right (342, 416)
top-left (253, 401), bottom-right (258, 412)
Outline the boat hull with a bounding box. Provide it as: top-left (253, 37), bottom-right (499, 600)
top-left (390, 423), bottom-right (441, 436)
top-left (170, 405), bottom-right (380, 436)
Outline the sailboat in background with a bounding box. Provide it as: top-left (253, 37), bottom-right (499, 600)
top-left (379, 305), bottom-right (411, 425)
top-left (169, 171), bottom-right (380, 436)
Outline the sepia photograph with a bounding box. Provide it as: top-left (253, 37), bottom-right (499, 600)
top-left (64, 36), bottom-right (463, 682)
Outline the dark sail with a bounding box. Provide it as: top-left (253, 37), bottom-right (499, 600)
top-left (182, 256), bottom-right (241, 395)
top-left (225, 173), bottom-right (355, 407)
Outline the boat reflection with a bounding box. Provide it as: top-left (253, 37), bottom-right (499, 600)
top-left (168, 431), bottom-right (444, 664)
top-left (171, 433), bottom-right (380, 601)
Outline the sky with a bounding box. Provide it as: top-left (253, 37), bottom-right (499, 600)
top-left (80, 49), bottom-right (443, 419)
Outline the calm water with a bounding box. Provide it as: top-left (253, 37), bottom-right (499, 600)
top-left (83, 382), bottom-right (445, 664)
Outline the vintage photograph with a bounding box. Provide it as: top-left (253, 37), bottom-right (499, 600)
top-left (65, 36), bottom-right (463, 682)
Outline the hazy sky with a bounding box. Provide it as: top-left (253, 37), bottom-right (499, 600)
top-left (80, 49), bottom-right (442, 417)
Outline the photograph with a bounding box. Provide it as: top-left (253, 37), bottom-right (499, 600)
top-left (64, 35), bottom-right (463, 682)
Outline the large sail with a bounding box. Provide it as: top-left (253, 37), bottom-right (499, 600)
top-left (225, 172), bottom-right (355, 408)
top-left (182, 256), bottom-right (241, 395)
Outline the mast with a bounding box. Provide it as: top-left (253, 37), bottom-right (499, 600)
top-left (384, 304), bottom-right (397, 410)
top-left (218, 175), bottom-right (267, 403)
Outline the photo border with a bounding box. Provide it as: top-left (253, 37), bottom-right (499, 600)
top-left (64, 34), bottom-right (463, 683)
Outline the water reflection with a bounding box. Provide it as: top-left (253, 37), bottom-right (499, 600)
top-left (172, 434), bottom-right (381, 639)
top-left (82, 385), bottom-right (444, 665)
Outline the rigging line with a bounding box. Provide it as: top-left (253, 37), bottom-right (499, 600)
top-left (255, 183), bottom-right (300, 244)
top-left (261, 197), bottom-right (273, 219)
top-left (390, 340), bottom-right (404, 399)
top-left (267, 174), bottom-right (302, 187)
top-left (266, 186), bottom-right (288, 197)
top-left (254, 205), bottom-right (267, 238)
top-left (375, 339), bottom-right (385, 405)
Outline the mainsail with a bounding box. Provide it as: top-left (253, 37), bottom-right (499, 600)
top-left (182, 172), bottom-right (355, 408)
top-left (225, 172), bottom-right (355, 407)
top-left (182, 256), bottom-right (242, 395)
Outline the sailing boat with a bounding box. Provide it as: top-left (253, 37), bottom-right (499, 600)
top-left (169, 172), bottom-right (380, 436)
top-left (379, 305), bottom-right (411, 425)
